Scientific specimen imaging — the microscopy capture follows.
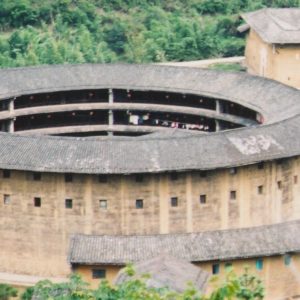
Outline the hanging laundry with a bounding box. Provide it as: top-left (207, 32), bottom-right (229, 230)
top-left (129, 115), bottom-right (139, 125)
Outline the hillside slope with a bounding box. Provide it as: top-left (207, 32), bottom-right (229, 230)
top-left (0, 0), bottom-right (299, 67)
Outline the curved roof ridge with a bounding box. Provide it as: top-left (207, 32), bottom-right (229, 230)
top-left (72, 219), bottom-right (300, 239)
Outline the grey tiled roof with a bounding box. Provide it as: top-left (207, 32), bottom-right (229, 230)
top-left (0, 64), bottom-right (299, 123)
top-left (114, 254), bottom-right (209, 293)
top-left (240, 8), bottom-right (300, 44)
top-left (68, 220), bottom-right (300, 265)
top-left (0, 114), bottom-right (299, 174)
top-left (0, 64), bottom-right (299, 174)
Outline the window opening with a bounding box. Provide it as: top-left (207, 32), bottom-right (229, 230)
top-left (284, 254), bottom-right (291, 266)
top-left (230, 191), bottom-right (236, 200)
top-left (135, 174), bottom-right (144, 182)
top-left (212, 264), bottom-right (220, 274)
top-left (258, 162), bottom-right (264, 169)
top-left (229, 168), bottom-right (237, 175)
top-left (34, 197), bottom-right (41, 207)
top-left (200, 194), bottom-right (207, 204)
top-left (65, 173), bottom-right (73, 182)
top-left (136, 199), bottom-right (143, 209)
top-left (65, 199), bottom-right (73, 209)
top-left (3, 170), bottom-right (10, 178)
top-left (256, 258), bottom-right (263, 270)
top-left (170, 197), bottom-right (178, 207)
top-left (92, 269), bottom-right (106, 279)
top-left (33, 172), bottom-right (41, 181)
top-left (3, 194), bottom-right (10, 205)
top-left (99, 199), bottom-right (107, 209)
top-left (199, 171), bottom-right (207, 178)
top-left (98, 175), bottom-right (107, 183)
top-left (170, 172), bottom-right (178, 181)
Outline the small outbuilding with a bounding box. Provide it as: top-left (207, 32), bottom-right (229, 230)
top-left (69, 220), bottom-right (300, 299)
top-left (239, 8), bottom-right (300, 89)
top-left (114, 254), bottom-right (210, 293)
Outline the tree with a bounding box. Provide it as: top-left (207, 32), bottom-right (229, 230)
top-left (0, 283), bottom-right (18, 300)
top-left (20, 265), bottom-right (264, 300)
top-left (0, 0), bottom-right (298, 67)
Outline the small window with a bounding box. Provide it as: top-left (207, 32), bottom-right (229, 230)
top-left (284, 254), bottom-right (291, 266)
top-left (3, 170), bottom-right (10, 178)
top-left (3, 194), bottom-right (10, 205)
top-left (170, 172), bottom-right (178, 181)
top-left (65, 199), bottom-right (73, 209)
top-left (170, 197), bottom-right (178, 207)
top-left (277, 181), bottom-right (282, 190)
top-left (230, 190), bottom-right (236, 200)
top-left (256, 258), bottom-right (263, 270)
top-left (212, 263), bottom-right (220, 274)
top-left (224, 262), bottom-right (232, 271)
top-left (257, 185), bottom-right (263, 195)
top-left (294, 176), bottom-right (298, 184)
top-left (99, 199), bottom-right (107, 209)
top-left (200, 194), bottom-right (206, 204)
top-left (229, 167), bottom-right (237, 175)
top-left (34, 197), bottom-right (41, 207)
top-left (135, 174), bottom-right (143, 182)
top-left (199, 171), bottom-right (207, 178)
top-left (136, 199), bottom-right (143, 209)
top-left (257, 162), bottom-right (264, 170)
top-left (65, 173), bottom-right (73, 182)
top-left (33, 172), bottom-right (41, 181)
top-left (92, 269), bottom-right (106, 279)
top-left (98, 175), bottom-right (107, 183)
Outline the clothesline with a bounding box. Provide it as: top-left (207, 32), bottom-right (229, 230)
top-left (128, 114), bottom-right (210, 131)
top-left (152, 118), bottom-right (210, 130)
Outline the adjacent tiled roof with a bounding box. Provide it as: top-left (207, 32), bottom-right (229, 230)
top-left (68, 220), bottom-right (300, 265)
top-left (0, 64), bottom-right (299, 174)
top-left (114, 254), bottom-right (210, 293)
top-left (240, 8), bottom-right (300, 44)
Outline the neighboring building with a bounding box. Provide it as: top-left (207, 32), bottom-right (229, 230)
top-left (0, 64), bottom-right (299, 299)
top-left (69, 221), bottom-right (300, 299)
top-left (239, 8), bottom-right (300, 89)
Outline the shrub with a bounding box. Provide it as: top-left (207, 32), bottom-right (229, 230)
top-left (0, 283), bottom-right (18, 300)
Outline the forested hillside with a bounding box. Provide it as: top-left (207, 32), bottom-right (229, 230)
top-left (0, 0), bottom-right (299, 67)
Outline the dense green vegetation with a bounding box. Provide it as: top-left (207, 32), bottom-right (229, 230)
top-left (18, 266), bottom-right (264, 299)
top-left (0, 283), bottom-right (17, 300)
top-left (0, 0), bottom-right (299, 67)
top-left (209, 62), bottom-right (246, 72)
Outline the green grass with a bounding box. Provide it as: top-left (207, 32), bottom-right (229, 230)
top-left (209, 62), bottom-right (246, 72)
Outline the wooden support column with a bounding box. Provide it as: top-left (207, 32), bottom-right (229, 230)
top-left (9, 98), bottom-right (14, 112)
top-left (7, 119), bottom-right (14, 133)
top-left (108, 89), bottom-right (114, 136)
top-left (215, 100), bottom-right (221, 132)
top-left (8, 98), bottom-right (15, 133)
